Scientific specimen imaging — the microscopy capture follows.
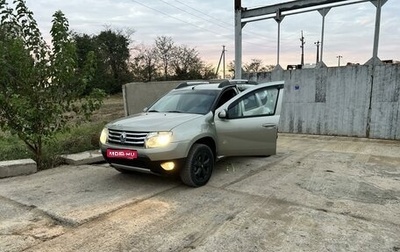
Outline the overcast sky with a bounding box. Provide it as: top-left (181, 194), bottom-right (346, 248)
top-left (18, 0), bottom-right (400, 67)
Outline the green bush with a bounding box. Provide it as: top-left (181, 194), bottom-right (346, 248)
top-left (0, 122), bottom-right (104, 170)
top-left (0, 133), bottom-right (30, 161)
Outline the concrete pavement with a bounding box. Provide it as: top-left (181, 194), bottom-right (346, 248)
top-left (0, 134), bottom-right (399, 251)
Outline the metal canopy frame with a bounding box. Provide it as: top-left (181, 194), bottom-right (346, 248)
top-left (234, 0), bottom-right (387, 78)
top-left (242, 0), bottom-right (367, 22)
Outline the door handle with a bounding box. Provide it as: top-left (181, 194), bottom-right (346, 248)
top-left (262, 123), bottom-right (276, 129)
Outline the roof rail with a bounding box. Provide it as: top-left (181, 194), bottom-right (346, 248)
top-left (217, 80), bottom-right (232, 88)
top-left (229, 79), bottom-right (258, 85)
top-left (175, 81), bottom-right (209, 89)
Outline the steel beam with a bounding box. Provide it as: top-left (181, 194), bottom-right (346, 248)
top-left (371, 0), bottom-right (387, 60)
top-left (234, 0), bottom-right (242, 78)
top-left (242, 0), bottom-right (347, 19)
top-left (234, 0), bottom-right (381, 72)
top-left (242, 0), bottom-right (369, 23)
top-left (318, 8), bottom-right (330, 64)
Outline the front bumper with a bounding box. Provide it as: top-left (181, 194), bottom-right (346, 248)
top-left (102, 151), bottom-right (185, 175)
top-left (100, 141), bottom-right (189, 175)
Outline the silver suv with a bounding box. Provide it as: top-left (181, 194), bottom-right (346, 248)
top-left (100, 80), bottom-right (284, 187)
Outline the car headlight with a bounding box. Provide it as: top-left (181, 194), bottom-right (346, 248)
top-left (145, 132), bottom-right (172, 148)
top-left (99, 128), bottom-right (109, 144)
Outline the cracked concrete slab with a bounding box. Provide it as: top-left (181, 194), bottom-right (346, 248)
top-left (0, 165), bottom-right (180, 226)
top-left (0, 134), bottom-right (399, 251)
top-left (0, 197), bottom-right (67, 252)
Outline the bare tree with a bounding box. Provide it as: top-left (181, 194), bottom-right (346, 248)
top-left (131, 44), bottom-right (158, 81)
top-left (244, 59), bottom-right (263, 72)
top-left (155, 36), bottom-right (174, 80)
top-left (243, 59), bottom-right (275, 73)
top-left (171, 45), bottom-right (203, 80)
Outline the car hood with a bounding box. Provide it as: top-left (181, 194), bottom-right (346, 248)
top-left (106, 112), bottom-right (204, 132)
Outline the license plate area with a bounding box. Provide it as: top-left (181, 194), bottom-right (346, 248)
top-left (106, 149), bottom-right (138, 159)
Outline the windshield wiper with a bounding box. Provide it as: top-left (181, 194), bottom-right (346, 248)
top-left (147, 109), bottom-right (159, 112)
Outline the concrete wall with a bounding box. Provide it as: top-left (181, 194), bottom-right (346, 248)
top-left (123, 80), bottom-right (224, 115)
top-left (123, 64), bottom-right (400, 140)
top-left (123, 81), bottom-right (183, 115)
top-left (369, 65), bottom-right (400, 139)
top-left (245, 64), bottom-right (400, 140)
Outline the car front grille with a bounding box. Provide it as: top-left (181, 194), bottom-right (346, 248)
top-left (108, 129), bottom-right (148, 147)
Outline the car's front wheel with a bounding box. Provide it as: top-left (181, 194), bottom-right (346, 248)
top-left (180, 144), bottom-right (214, 187)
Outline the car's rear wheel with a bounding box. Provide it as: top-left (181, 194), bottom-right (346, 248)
top-left (180, 144), bottom-right (214, 187)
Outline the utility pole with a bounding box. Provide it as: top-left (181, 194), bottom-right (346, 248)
top-left (337, 55), bottom-right (343, 67)
top-left (222, 45), bottom-right (226, 79)
top-left (216, 45), bottom-right (226, 78)
top-left (314, 41), bottom-right (320, 64)
top-left (300, 30), bottom-right (305, 66)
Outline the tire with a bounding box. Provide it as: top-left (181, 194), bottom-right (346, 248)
top-left (180, 144), bottom-right (214, 187)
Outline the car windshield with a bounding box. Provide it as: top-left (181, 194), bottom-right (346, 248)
top-left (148, 90), bottom-right (219, 115)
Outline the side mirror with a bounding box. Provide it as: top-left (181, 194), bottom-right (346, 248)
top-left (143, 107), bottom-right (148, 112)
top-left (218, 110), bottom-right (227, 119)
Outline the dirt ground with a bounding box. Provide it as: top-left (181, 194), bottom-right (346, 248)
top-left (90, 93), bottom-right (125, 123)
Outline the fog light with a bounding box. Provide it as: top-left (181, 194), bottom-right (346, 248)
top-left (161, 161), bottom-right (175, 171)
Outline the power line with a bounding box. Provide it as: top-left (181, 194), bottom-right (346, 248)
top-left (130, 0), bottom-right (225, 37)
top-left (173, 0), bottom-right (276, 39)
top-left (157, 0), bottom-right (231, 31)
top-left (174, 0), bottom-right (232, 27)
top-left (130, 0), bottom-right (275, 49)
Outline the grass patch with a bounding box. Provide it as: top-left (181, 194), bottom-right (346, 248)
top-left (0, 132), bottom-right (30, 161)
top-left (0, 93), bottom-right (124, 170)
top-left (41, 122), bottom-right (105, 169)
top-left (0, 122), bottom-right (105, 170)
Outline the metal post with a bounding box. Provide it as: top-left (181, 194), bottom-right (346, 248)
top-left (372, 0), bottom-right (382, 59)
top-left (365, 0), bottom-right (387, 65)
top-left (277, 20), bottom-right (281, 66)
top-left (274, 10), bottom-right (284, 68)
top-left (371, 0), bottom-right (386, 60)
top-left (234, 0), bottom-right (242, 79)
top-left (337, 55), bottom-right (343, 66)
top-left (320, 15), bottom-right (326, 63)
top-left (314, 41), bottom-right (320, 64)
top-left (318, 8), bottom-right (330, 64)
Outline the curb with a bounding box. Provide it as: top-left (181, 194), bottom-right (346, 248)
top-left (61, 150), bottom-right (105, 165)
top-left (0, 159), bottom-right (37, 178)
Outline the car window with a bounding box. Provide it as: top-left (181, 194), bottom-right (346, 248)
top-left (215, 89), bottom-right (237, 109)
top-left (227, 87), bottom-right (280, 119)
top-left (149, 90), bottom-right (218, 114)
top-left (243, 93), bottom-right (258, 110)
